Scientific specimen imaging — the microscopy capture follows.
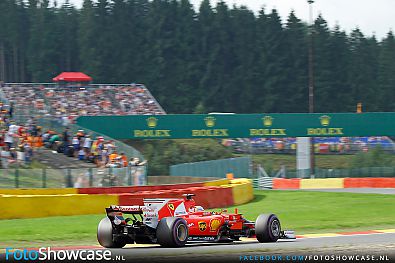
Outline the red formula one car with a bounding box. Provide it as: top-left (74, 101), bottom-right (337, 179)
top-left (97, 194), bottom-right (295, 248)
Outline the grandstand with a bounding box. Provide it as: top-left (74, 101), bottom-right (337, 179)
top-left (0, 83), bottom-right (165, 124)
top-left (0, 82), bottom-right (165, 175)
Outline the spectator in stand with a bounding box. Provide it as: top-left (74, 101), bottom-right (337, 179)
top-left (83, 134), bottom-right (92, 156)
top-left (62, 127), bottom-right (70, 155)
top-left (4, 130), bottom-right (13, 150)
top-left (24, 142), bottom-right (33, 164)
top-left (105, 140), bottom-right (115, 154)
top-left (78, 148), bottom-right (85, 160)
top-left (101, 148), bottom-right (109, 166)
top-left (48, 132), bottom-right (60, 148)
top-left (9, 102), bottom-right (13, 118)
top-left (72, 136), bottom-right (80, 157)
top-left (120, 152), bottom-right (128, 167)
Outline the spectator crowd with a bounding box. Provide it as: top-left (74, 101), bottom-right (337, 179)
top-left (0, 83), bottom-right (165, 126)
top-left (0, 82), bottom-right (159, 170)
top-left (43, 127), bottom-right (146, 169)
top-left (223, 136), bottom-right (395, 154)
top-left (0, 109), bottom-right (40, 168)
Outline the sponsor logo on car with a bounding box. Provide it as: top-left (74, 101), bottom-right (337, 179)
top-left (210, 219), bottom-right (221, 232)
top-left (188, 236), bottom-right (215, 241)
top-left (112, 206), bottom-right (142, 212)
top-left (168, 203), bottom-right (175, 210)
top-left (198, 221), bottom-right (207, 231)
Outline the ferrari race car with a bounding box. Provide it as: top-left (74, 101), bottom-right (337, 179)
top-left (97, 194), bottom-right (295, 248)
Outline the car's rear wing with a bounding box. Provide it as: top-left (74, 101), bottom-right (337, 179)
top-left (106, 205), bottom-right (144, 214)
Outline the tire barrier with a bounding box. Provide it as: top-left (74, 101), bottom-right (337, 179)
top-left (0, 178), bottom-right (253, 219)
top-left (344, 178), bottom-right (395, 188)
top-left (300, 178), bottom-right (344, 189)
top-left (203, 179), bottom-right (230, 186)
top-left (227, 179), bottom-right (254, 205)
top-left (0, 194), bottom-right (118, 219)
top-left (272, 177), bottom-right (395, 189)
top-left (272, 178), bottom-right (301, 189)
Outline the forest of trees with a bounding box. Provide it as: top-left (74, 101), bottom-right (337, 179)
top-left (0, 0), bottom-right (395, 113)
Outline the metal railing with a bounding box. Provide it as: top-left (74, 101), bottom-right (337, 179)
top-left (0, 166), bottom-right (147, 188)
top-left (38, 117), bottom-right (145, 161)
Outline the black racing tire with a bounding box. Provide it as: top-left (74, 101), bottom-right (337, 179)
top-left (97, 217), bottom-right (126, 248)
top-left (156, 217), bottom-right (189, 247)
top-left (255, 214), bottom-right (281, 243)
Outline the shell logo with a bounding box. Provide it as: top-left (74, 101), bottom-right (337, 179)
top-left (210, 219), bottom-right (221, 231)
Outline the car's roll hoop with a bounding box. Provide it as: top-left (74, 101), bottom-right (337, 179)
top-left (182, 193), bottom-right (195, 200)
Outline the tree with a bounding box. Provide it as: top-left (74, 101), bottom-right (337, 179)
top-left (253, 8), bottom-right (289, 113)
top-left (347, 28), bottom-right (379, 112)
top-left (312, 14), bottom-right (333, 112)
top-left (378, 31), bottom-right (395, 111)
top-left (78, 0), bottom-right (98, 79)
top-left (284, 10), bottom-right (309, 112)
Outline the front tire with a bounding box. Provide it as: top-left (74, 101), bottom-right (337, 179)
top-left (97, 217), bottom-right (126, 248)
top-left (255, 214), bottom-right (281, 243)
top-left (156, 217), bottom-right (189, 247)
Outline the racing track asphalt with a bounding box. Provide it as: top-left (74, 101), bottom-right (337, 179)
top-left (1, 233), bottom-right (394, 262)
top-left (96, 232), bottom-right (395, 263)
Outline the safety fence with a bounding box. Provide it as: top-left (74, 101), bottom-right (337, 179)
top-left (0, 166), bottom-right (147, 188)
top-left (170, 157), bottom-right (252, 178)
top-left (37, 116), bottom-right (145, 161)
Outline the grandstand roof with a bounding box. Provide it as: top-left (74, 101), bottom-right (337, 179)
top-left (52, 72), bottom-right (92, 82)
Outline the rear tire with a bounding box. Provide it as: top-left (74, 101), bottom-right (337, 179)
top-left (156, 217), bottom-right (188, 247)
top-left (255, 214), bottom-right (281, 243)
top-left (97, 217), bottom-right (126, 248)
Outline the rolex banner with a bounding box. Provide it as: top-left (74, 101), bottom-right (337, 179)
top-left (76, 112), bottom-right (395, 140)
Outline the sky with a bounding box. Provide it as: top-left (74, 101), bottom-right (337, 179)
top-left (64, 0), bottom-right (395, 40)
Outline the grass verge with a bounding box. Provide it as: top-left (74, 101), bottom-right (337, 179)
top-left (0, 190), bottom-right (394, 248)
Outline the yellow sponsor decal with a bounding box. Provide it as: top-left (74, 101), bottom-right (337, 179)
top-left (210, 219), bottom-right (221, 232)
top-left (168, 203), bottom-right (175, 210)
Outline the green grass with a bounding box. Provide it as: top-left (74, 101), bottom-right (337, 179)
top-left (228, 190), bottom-right (395, 233)
top-left (1, 190), bottom-right (394, 248)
